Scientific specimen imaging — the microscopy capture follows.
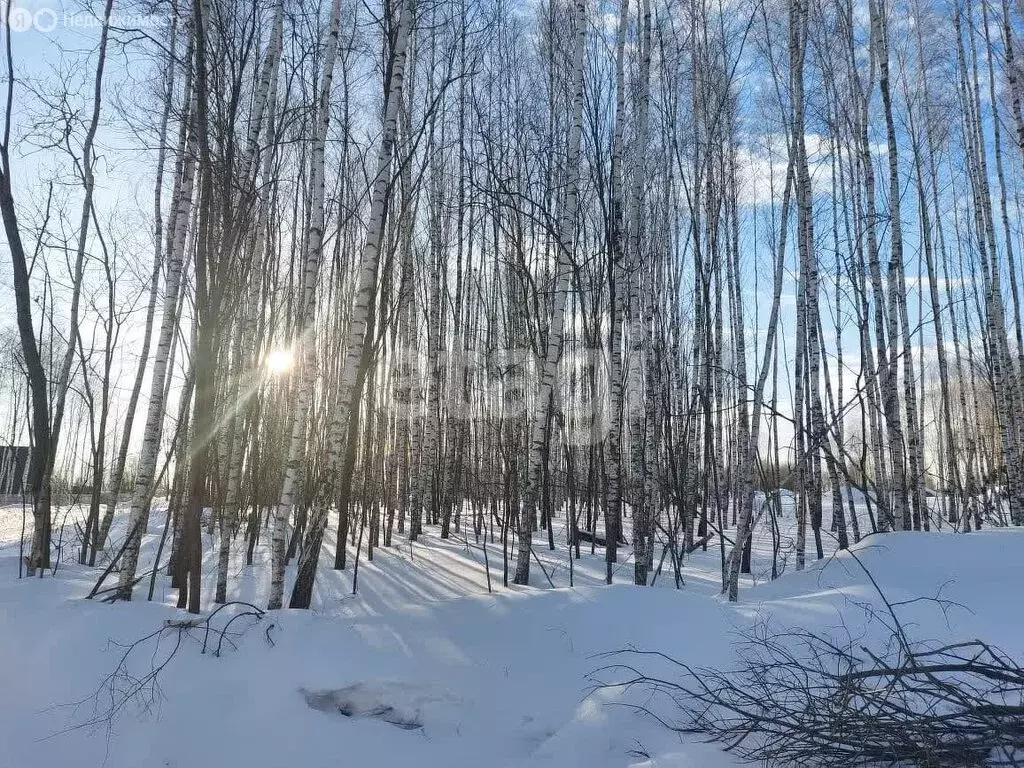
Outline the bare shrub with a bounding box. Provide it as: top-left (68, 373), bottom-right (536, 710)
top-left (593, 559), bottom-right (1024, 766)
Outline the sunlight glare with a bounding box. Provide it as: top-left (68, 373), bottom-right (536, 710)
top-left (265, 349), bottom-right (294, 375)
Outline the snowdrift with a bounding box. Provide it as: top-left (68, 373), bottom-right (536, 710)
top-left (0, 526), bottom-right (1020, 768)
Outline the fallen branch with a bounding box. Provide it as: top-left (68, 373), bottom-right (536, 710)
top-left (52, 601), bottom-right (268, 741)
top-left (591, 554), bottom-right (1024, 767)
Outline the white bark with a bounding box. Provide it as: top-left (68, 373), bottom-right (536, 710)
top-left (289, 0), bottom-right (414, 609)
top-left (267, 0), bottom-right (344, 610)
top-left (514, 0), bottom-right (586, 586)
top-left (117, 71), bottom-right (197, 598)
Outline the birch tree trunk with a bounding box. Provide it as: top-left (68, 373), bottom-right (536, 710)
top-left (603, 0), bottom-right (631, 585)
top-left (289, 0), bottom-right (414, 608)
top-left (628, 0), bottom-right (654, 586)
top-left (514, 0), bottom-right (586, 586)
top-left (97, 4), bottom-right (183, 556)
top-left (267, 0), bottom-right (343, 610)
top-left (117, 76), bottom-right (197, 600)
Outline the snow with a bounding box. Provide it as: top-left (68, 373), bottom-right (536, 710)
top-left (0, 502), bottom-right (1021, 768)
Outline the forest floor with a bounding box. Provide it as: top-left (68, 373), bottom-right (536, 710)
top-left (0, 499), bottom-right (1021, 767)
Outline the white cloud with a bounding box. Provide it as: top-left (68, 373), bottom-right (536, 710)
top-left (735, 132), bottom-right (887, 207)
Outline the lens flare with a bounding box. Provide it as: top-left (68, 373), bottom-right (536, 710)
top-left (265, 349), bottom-right (294, 374)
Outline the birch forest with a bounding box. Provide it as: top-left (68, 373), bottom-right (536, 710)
top-left (3, 0), bottom-right (1024, 608)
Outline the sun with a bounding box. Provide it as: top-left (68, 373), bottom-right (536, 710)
top-left (265, 348), bottom-right (294, 374)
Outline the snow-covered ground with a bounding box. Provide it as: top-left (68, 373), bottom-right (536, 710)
top-left (0, 501), bottom-right (1021, 767)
